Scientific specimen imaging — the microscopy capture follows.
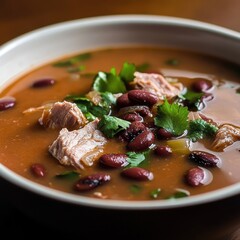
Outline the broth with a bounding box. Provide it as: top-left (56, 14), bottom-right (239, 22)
top-left (0, 46), bottom-right (239, 200)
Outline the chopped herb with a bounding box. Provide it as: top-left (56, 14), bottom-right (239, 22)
top-left (150, 188), bottom-right (162, 199)
top-left (165, 59), bottom-right (180, 66)
top-left (67, 65), bottom-right (86, 73)
top-left (179, 90), bottom-right (204, 111)
top-left (53, 53), bottom-right (91, 67)
top-left (126, 151), bottom-right (148, 167)
top-left (188, 119), bottom-right (218, 142)
top-left (130, 184), bottom-right (142, 194)
top-left (166, 189), bottom-right (190, 199)
top-left (55, 171), bottom-right (80, 180)
top-left (119, 62), bottom-right (136, 83)
top-left (236, 87), bottom-right (240, 94)
top-left (136, 63), bottom-right (150, 72)
top-left (93, 70), bottom-right (126, 94)
top-left (154, 100), bottom-right (189, 136)
top-left (100, 92), bottom-right (117, 106)
top-left (98, 115), bottom-right (130, 138)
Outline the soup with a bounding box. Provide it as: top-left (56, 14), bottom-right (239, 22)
top-left (0, 46), bottom-right (239, 201)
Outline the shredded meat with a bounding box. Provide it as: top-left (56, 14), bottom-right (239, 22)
top-left (85, 91), bottom-right (102, 105)
top-left (39, 101), bottom-right (87, 130)
top-left (212, 124), bottom-right (240, 151)
top-left (49, 119), bottom-right (107, 169)
top-left (130, 72), bottom-right (184, 100)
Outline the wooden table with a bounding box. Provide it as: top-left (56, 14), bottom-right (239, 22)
top-left (1, 1), bottom-right (240, 239)
top-left (1, 0), bottom-right (240, 46)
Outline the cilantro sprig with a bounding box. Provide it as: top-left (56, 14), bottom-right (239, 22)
top-left (98, 115), bottom-right (130, 138)
top-left (154, 100), bottom-right (189, 136)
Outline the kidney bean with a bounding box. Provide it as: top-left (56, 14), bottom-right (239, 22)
top-left (120, 112), bottom-right (143, 122)
top-left (189, 151), bottom-right (220, 167)
top-left (0, 97), bottom-right (16, 111)
top-left (185, 167), bottom-right (205, 187)
top-left (127, 129), bottom-right (155, 151)
top-left (128, 90), bottom-right (158, 106)
top-left (191, 78), bottom-right (213, 93)
top-left (116, 93), bottom-right (132, 108)
top-left (157, 128), bottom-right (173, 140)
top-left (99, 154), bottom-right (128, 168)
top-left (30, 163), bottom-right (46, 177)
top-left (121, 167), bottom-right (153, 181)
top-left (154, 145), bottom-right (172, 157)
top-left (201, 93), bottom-right (214, 102)
top-left (118, 105), bottom-right (152, 117)
top-left (32, 78), bottom-right (55, 88)
top-left (74, 173), bottom-right (111, 191)
top-left (120, 121), bottom-right (146, 142)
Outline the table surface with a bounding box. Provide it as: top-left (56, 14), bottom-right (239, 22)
top-left (1, 1), bottom-right (240, 239)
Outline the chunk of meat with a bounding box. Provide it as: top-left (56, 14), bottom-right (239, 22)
top-left (212, 124), bottom-right (240, 151)
top-left (49, 119), bottom-right (107, 169)
top-left (85, 91), bottom-right (102, 105)
top-left (39, 101), bottom-right (87, 130)
top-left (130, 72), bottom-right (184, 100)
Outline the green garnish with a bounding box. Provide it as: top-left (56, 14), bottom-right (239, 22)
top-left (166, 189), bottom-right (190, 199)
top-left (150, 188), bottom-right (162, 199)
top-left (188, 119), bottom-right (218, 142)
top-left (165, 59), bottom-right (180, 66)
top-left (53, 53), bottom-right (91, 67)
top-left (136, 63), bottom-right (150, 72)
top-left (119, 62), bottom-right (136, 83)
top-left (179, 90), bottom-right (204, 111)
top-left (93, 70), bottom-right (126, 94)
top-left (67, 65), bottom-right (86, 73)
top-left (55, 171), bottom-right (80, 180)
top-left (98, 115), bottom-right (130, 138)
top-left (100, 92), bottom-right (117, 106)
top-left (154, 100), bottom-right (189, 136)
top-left (130, 184), bottom-right (142, 194)
top-left (126, 151), bottom-right (148, 167)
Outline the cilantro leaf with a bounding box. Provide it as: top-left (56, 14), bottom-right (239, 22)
top-left (93, 71), bottom-right (126, 94)
top-left (166, 189), bottom-right (190, 199)
top-left (154, 100), bottom-right (189, 136)
top-left (136, 63), bottom-right (150, 72)
top-left (150, 188), bottom-right (162, 199)
top-left (126, 151), bottom-right (147, 167)
top-left (55, 171), bottom-right (80, 180)
top-left (188, 119), bottom-right (218, 142)
top-left (119, 62), bottom-right (136, 83)
top-left (98, 115), bottom-right (130, 138)
top-left (130, 184), bottom-right (142, 194)
top-left (100, 92), bottom-right (116, 106)
top-left (179, 90), bottom-right (204, 111)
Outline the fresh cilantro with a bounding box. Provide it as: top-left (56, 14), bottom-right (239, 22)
top-left (98, 115), bottom-right (130, 138)
top-left (165, 59), bottom-right (180, 66)
top-left (100, 92), bottom-right (116, 106)
top-left (188, 119), bottom-right (218, 142)
top-left (150, 188), bottom-right (162, 199)
top-left (67, 65), bottom-right (86, 73)
top-left (55, 171), bottom-right (80, 180)
top-left (179, 90), bottom-right (204, 111)
top-left (53, 53), bottom-right (91, 67)
top-left (119, 62), bottom-right (136, 83)
top-left (154, 100), bottom-right (189, 136)
top-left (136, 63), bottom-right (150, 72)
top-left (126, 151), bottom-right (148, 167)
top-left (166, 189), bottom-right (190, 199)
top-left (93, 70), bottom-right (126, 94)
top-left (130, 184), bottom-right (142, 194)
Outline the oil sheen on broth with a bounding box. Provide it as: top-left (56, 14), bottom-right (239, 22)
top-left (0, 46), bottom-right (239, 201)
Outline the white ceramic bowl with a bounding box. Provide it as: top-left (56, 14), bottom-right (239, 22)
top-left (1, 15), bottom-right (240, 239)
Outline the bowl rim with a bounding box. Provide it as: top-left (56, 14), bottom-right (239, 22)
top-left (1, 14), bottom-right (240, 210)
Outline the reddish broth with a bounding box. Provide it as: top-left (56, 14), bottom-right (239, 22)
top-left (0, 46), bottom-right (239, 200)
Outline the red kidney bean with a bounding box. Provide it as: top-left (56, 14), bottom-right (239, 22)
top-left (189, 151), bottom-right (220, 167)
top-left (128, 90), bottom-right (158, 106)
top-left (201, 93), bottom-right (214, 102)
top-left (30, 163), bottom-right (46, 177)
top-left (191, 78), bottom-right (213, 93)
top-left (99, 154), bottom-right (128, 168)
top-left (127, 129), bottom-right (155, 151)
top-left (120, 112), bottom-right (143, 122)
top-left (157, 128), bottom-right (173, 139)
top-left (154, 145), bottom-right (172, 157)
top-left (74, 173), bottom-right (111, 191)
top-left (32, 78), bottom-right (55, 88)
top-left (120, 121), bottom-right (146, 142)
top-left (121, 167), bottom-right (153, 181)
top-left (116, 93), bottom-right (132, 108)
top-left (0, 97), bottom-right (16, 111)
top-left (185, 167), bottom-right (205, 187)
